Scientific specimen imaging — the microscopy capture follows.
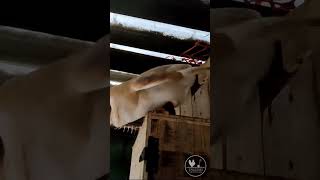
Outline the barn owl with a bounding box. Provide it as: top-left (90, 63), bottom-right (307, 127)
top-left (110, 58), bottom-right (210, 128)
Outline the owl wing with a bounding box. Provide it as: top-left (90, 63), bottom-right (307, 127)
top-left (139, 64), bottom-right (191, 77)
top-left (131, 64), bottom-right (191, 91)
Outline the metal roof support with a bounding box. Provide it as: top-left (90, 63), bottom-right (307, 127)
top-left (110, 43), bottom-right (205, 64)
top-left (110, 12), bottom-right (210, 43)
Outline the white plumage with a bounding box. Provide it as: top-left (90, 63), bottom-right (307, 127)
top-left (110, 59), bottom-right (210, 128)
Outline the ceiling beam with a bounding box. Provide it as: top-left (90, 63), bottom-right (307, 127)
top-left (110, 13), bottom-right (210, 43)
top-left (110, 13), bottom-right (210, 57)
top-left (110, 0), bottom-right (210, 31)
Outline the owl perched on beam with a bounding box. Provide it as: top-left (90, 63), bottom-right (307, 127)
top-left (110, 58), bottom-right (210, 128)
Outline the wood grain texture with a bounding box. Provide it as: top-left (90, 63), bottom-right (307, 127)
top-left (263, 59), bottom-right (320, 180)
top-left (176, 81), bottom-right (210, 119)
top-left (130, 113), bottom-right (210, 180)
top-left (129, 117), bottom-right (150, 180)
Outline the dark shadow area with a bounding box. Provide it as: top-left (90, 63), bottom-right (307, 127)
top-left (211, 0), bottom-right (289, 16)
top-left (0, 136), bottom-right (4, 163)
top-left (110, 129), bottom-right (137, 180)
top-left (0, 1), bottom-right (109, 41)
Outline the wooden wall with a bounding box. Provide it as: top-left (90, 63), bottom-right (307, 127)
top-left (211, 52), bottom-right (320, 180)
top-left (129, 113), bottom-right (210, 180)
top-left (175, 81), bottom-right (210, 120)
top-left (261, 59), bottom-right (320, 180)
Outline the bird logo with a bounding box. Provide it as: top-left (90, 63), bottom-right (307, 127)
top-left (185, 155), bottom-right (207, 177)
top-left (188, 159), bottom-right (196, 167)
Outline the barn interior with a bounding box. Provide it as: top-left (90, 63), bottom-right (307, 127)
top-left (0, 1), bottom-right (210, 179)
top-left (1, 0), bottom-right (319, 179)
top-left (110, 0), bottom-right (210, 179)
top-left (211, 0), bottom-right (320, 180)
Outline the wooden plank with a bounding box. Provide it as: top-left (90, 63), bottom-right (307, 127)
top-left (225, 90), bottom-right (264, 174)
top-left (176, 90), bottom-right (193, 117)
top-left (212, 86), bottom-right (264, 174)
top-left (151, 114), bottom-right (210, 180)
top-left (211, 61), bottom-right (264, 174)
top-left (176, 81), bottom-right (210, 120)
top-left (263, 59), bottom-right (320, 180)
top-left (210, 139), bottom-right (224, 170)
top-left (192, 82), bottom-right (210, 119)
top-left (129, 116), bottom-right (150, 180)
top-left (130, 113), bottom-right (210, 180)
